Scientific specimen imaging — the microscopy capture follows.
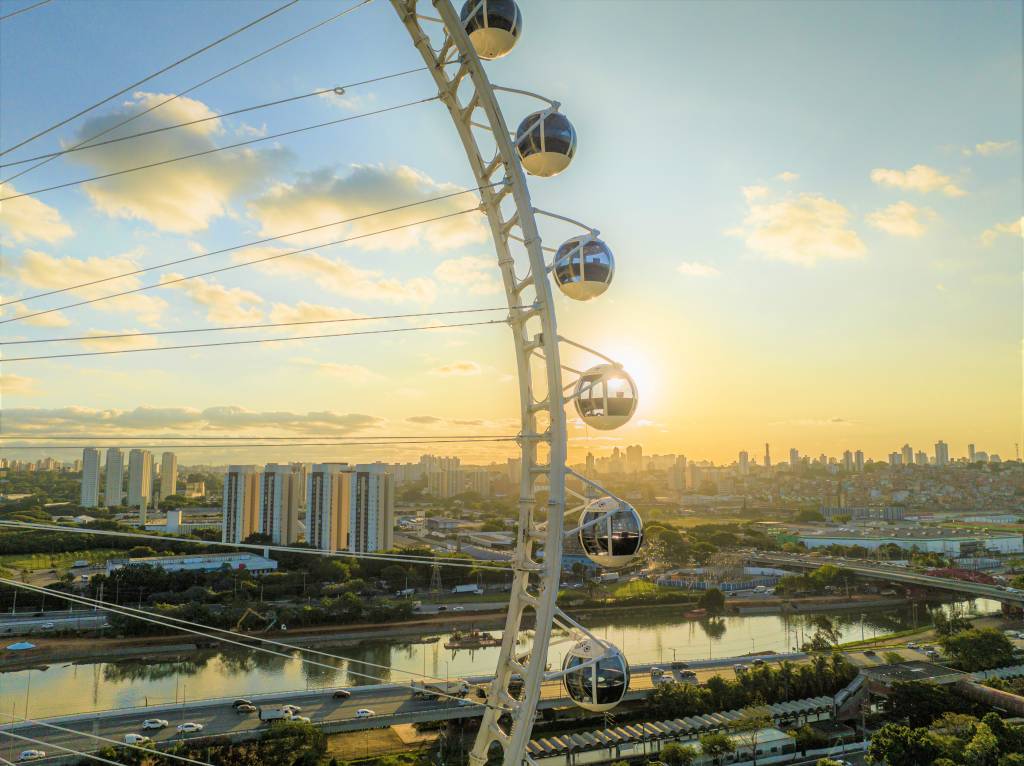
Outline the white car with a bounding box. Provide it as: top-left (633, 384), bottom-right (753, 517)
top-left (291, 715), bottom-right (311, 723)
top-left (355, 709), bottom-right (376, 718)
top-left (17, 752), bottom-right (46, 763)
top-left (281, 704), bottom-right (302, 714)
top-left (452, 606), bottom-right (465, 612)
top-left (176, 722), bottom-right (204, 734)
top-left (39, 622), bottom-right (55, 630)
top-left (124, 734), bottom-right (152, 745)
top-left (142, 719), bottom-right (169, 730)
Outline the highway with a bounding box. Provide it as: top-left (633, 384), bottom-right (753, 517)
top-left (0, 611), bottom-right (107, 638)
top-left (747, 552), bottom-right (1024, 606)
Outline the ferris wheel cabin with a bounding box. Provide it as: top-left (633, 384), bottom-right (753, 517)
top-left (562, 639), bottom-right (631, 712)
top-left (516, 110), bottom-right (577, 177)
top-left (574, 364), bottom-right (638, 430)
top-left (553, 235), bottom-right (614, 301)
top-left (460, 0), bottom-right (522, 60)
top-left (579, 497), bottom-right (644, 569)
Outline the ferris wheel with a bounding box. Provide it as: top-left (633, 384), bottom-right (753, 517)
top-left (390, 2), bottom-right (646, 763)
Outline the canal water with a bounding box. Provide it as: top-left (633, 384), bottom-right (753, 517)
top-left (0, 598), bottom-right (1000, 718)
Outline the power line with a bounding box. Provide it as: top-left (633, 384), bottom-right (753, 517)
top-left (2, 317), bottom-right (505, 362)
top-left (0, 0), bottom-right (301, 158)
top-left (1, 0), bottom-right (375, 186)
top-left (0, 578), bottom-right (506, 709)
top-left (0, 728), bottom-right (127, 766)
top-left (1, 438), bottom-right (519, 448)
top-left (0, 520), bottom-right (512, 571)
top-left (2, 306), bottom-right (519, 345)
top-left (0, 713), bottom-right (215, 766)
top-left (5, 433), bottom-right (514, 441)
top-left (2, 185), bottom-right (497, 311)
top-left (0, 96), bottom-right (437, 202)
top-left (3, 207), bottom-right (481, 324)
top-left (0, 0), bottom-right (51, 22)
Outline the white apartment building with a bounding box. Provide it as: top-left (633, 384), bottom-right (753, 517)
top-left (80, 448), bottom-right (100, 508)
top-left (222, 465), bottom-right (259, 543)
top-left (258, 463), bottom-right (304, 545)
top-left (104, 448), bottom-right (124, 506)
top-left (127, 449), bottom-right (153, 507)
top-left (159, 452), bottom-right (178, 501)
top-left (306, 463), bottom-right (394, 553)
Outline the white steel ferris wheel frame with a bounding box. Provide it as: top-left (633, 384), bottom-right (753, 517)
top-left (390, 2), bottom-right (570, 763)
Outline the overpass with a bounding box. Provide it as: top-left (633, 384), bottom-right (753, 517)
top-left (746, 552), bottom-right (1024, 607)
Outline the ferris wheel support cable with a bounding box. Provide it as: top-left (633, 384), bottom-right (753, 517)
top-left (0, 0), bottom-right (51, 22)
top-left (2, 184), bottom-right (499, 311)
top-left (0, 96), bottom-right (438, 202)
top-left (389, 3), bottom-right (569, 764)
top-left (3, 206), bottom-right (481, 324)
top-left (0, 578), bottom-right (508, 707)
top-left (0, 0), bottom-right (376, 186)
top-left (0, 0), bottom-right (302, 158)
top-left (0, 520), bottom-right (512, 571)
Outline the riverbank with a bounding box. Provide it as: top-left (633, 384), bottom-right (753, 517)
top-left (0, 593), bottom-right (912, 671)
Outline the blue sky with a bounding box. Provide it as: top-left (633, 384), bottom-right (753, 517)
top-left (1, 0), bottom-right (1020, 465)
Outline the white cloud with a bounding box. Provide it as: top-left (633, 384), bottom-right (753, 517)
top-left (980, 217), bottom-right (1023, 246)
top-left (0, 183), bottom-right (74, 244)
top-left (14, 249), bottom-right (166, 325)
top-left (729, 192), bottom-right (866, 266)
top-left (290, 356), bottom-right (380, 383)
top-left (5, 302), bottom-right (72, 327)
top-left (677, 261), bottom-right (721, 277)
top-left (963, 140), bottom-right (1016, 157)
top-left (869, 164), bottom-right (966, 197)
top-left (246, 164), bottom-right (488, 251)
top-left (79, 330), bottom-right (160, 353)
top-left (776, 171), bottom-right (800, 183)
top-left (317, 88), bottom-right (377, 112)
top-left (1, 374), bottom-right (36, 396)
top-left (234, 245), bottom-right (437, 304)
top-left (742, 185), bottom-right (769, 202)
top-left (434, 255), bottom-right (502, 295)
top-left (65, 91), bottom-right (287, 233)
top-left (160, 273), bottom-right (263, 323)
top-left (865, 201), bottom-right (937, 238)
top-left (269, 301), bottom-right (365, 324)
top-left (430, 360), bottom-right (481, 376)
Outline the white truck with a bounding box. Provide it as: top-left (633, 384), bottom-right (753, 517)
top-left (411, 679), bottom-right (470, 700)
top-left (451, 584), bottom-right (484, 595)
top-left (258, 706), bottom-right (293, 722)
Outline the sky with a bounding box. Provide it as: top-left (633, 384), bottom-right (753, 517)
top-left (0, 0), bottom-right (1021, 467)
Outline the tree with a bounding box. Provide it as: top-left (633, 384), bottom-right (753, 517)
top-left (790, 724), bottom-right (829, 755)
top-left (939, 628), bottom-right (1016, 671)
top-left (659, 742), bottom-right (698, 766)
top-left (730, 706), bottom-right (772, 765)
top-left (932, 609), bottom-right (972, 637)
top-left (963, 722), bottom-right (1000, 766)
top-left (867, 723), bottom-right (941, 766)
top-left (697, 588), bottom-right (726, 614)
top-left (698, 732), bottom-right (734, 766)
top-left (795, 510), bottom-right (824, 522)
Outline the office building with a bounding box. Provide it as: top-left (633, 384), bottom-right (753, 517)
top-left (258, 463), bottom-right (304, 545)
top-left (222, 465), bottom-right (259, 543)
top-left (127, 449), bottom-right (153, 507)
top-left (901, 444), bottom-right (913, 466)
top-left (80, 448), bottom-right (100, 508)
top-left (159, 452), bottom-right (178, 501)
top-left (968, 443), bottom-right (976, 463)
top-left (738, 451), bottom-right (749, 475)
top-left (306, 463), bottom-right (394, 553)
top-left (463, 467), bottom-right (491, 497)
top-left (104, 448), bottom-right (124, 506)
top-left (854, 450), bottom-right (864, 473)
top-left (789, 448), bottom-right (799, 468)
top-left (935, 440), bottom-right (949, 467)
top-left (915, 450), bottom-right (928, 466)
top-left (888, 452), bottom-right (902, 466)
top-left (625, 444), bottom-right (643, 473)
top-left (764, 443), bottom-right (771, 468)
top-left (841, 450), bottom-right (853, 473)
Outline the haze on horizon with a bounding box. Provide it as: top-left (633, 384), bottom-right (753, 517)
top-left (1, 0), bottom-right (1021, 466)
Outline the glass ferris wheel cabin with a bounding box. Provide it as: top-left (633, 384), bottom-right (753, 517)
top-left (562, 639), bottom-right (630, 712)
top-left (516, 110), bottom-right (577, 177)
top-left (553, 235), bottom-right (614, 301)
top-left (579, 497), bottom-right (644, 569)
top-left (460, 0), bottom-right (522, 60)
top-left (573, 364), bottom-right (638, 430)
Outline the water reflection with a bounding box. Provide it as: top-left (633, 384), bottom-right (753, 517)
top-left (0, 598), bottom-right (1000, 718)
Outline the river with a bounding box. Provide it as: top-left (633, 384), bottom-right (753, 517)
top-left (0, 598), bottom-right (1001, 718)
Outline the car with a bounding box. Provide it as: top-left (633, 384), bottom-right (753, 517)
top-left (232, 699), bottom-right (254, 708)
top-left (733, 663), bottom-right (748, 672)
top-left (752, 658), bottom-right (766, 666)
top-left (333, 689), bottom-right (352, 699)
top-left (281, 704), bottom-right (301, 714)
top-left (17, 751), bottom-right (46, 763)
top-left (39, 622), bottom-right (55, 630)
top-left (437, 605), bottom-right (448, 611)
top-left (355, 709), bottom-right (376, 718)
top-left (142, 719), bottom-right (169, 730)
top-left (452, 606), bottom-right (465, 612)
top-left (176, 722), bottom-right (204, 734)
top-left (864, 649), bottom-right (876, 657)
top-left (123, 734), bottom-right (152, 745)
top-left (291, 715), bottom-right (311, 723)
top-left (235, 704), bottom-right (257, 714)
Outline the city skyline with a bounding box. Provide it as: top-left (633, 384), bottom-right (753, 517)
top-left (1, 0), bottom-right (1020, 466)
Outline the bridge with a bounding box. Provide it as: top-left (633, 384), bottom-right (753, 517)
top-left (746, 552), bottom-right (1024, 607)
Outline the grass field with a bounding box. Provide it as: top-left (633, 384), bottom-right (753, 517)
top-left (0, 548), bottom-right (121, 572)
